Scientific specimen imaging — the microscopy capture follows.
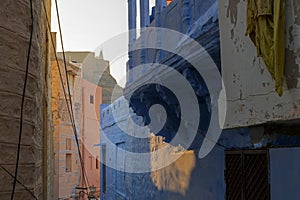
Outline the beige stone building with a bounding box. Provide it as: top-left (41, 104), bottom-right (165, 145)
top-left (51, 56), bottom-right (82, 199)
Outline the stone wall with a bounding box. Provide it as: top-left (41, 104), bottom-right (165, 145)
top-left (0, 0), bottom-right (53, 199)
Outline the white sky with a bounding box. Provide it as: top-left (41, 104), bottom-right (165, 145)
top-left (51, 0), bottom-right (156, 87)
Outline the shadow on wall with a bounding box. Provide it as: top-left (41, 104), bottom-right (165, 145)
top-left (123, 146), bottom-right (225, 200)
top-left (151, 149), bottom-right (196, 196)
top-left (127, 133), bottom-right (250, 199)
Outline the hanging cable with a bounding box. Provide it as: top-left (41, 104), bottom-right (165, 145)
top-left (54, 0), bottom-right (91, 187)
top-left (41, 0), bottom-right (90, 187)
top-left (0, 164), bottom-right (38, 200)
top-left (54, 0), bottom-right (76, 125)
top-left (11, 0), bottom-right (34, 199)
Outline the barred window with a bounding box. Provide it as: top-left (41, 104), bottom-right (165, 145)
top-left (225, 150), bottom-right (269, 200)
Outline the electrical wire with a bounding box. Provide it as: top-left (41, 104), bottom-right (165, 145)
top-left (54, 0), bottom-right (91, 187)
top-left (41, 0), bottom-right (90, 188)
top-left (54, 0), bottom-right (76, 127)
top-left (11, 0), bottom-right (34, 199)
top-left (0, 164), bottom-right (38, 200)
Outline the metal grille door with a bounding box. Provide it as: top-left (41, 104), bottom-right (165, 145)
top-left (226, 150), bottom-right (270, 200)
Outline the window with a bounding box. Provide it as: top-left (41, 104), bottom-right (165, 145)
top-left (66, 153), bottom-right (72, 172)
top-left (89, 156), bottom-right (93, 170)
top-left (66, 138), bottom-right (72, 150)
top-left (101, 145), bottom-right (106, 193)
top-left (96, 156), bottom-right (99, 169)
top-left (90, 95), bottom-right (94, 104)
top-left (68, 74), bottom-right (75, 97)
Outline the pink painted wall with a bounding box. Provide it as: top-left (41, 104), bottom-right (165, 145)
top-left (81, 79), bottom-right (102, 197)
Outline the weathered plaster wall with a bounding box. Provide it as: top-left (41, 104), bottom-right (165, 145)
top-left (0, 0), bottom-right (53, 199)
top-left (219, 0), bottom-right (300, 129)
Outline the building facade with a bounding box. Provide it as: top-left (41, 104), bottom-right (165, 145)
top-left (52, 57), bottom-right (82, 199)
top-left (53, 50), bottom-right (122, 199)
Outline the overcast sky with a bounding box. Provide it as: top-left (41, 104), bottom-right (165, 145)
top-left (51, 0), bottom-right (155, 86)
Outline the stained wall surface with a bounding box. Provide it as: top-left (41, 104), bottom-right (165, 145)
top-left (219, 0), bottom-right (300, 129)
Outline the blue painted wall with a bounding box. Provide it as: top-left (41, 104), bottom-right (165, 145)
top-left (270, 148), bottom-right (300, 199)
top-left (99, 97), bottom-right (252, 200)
